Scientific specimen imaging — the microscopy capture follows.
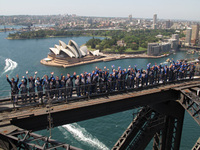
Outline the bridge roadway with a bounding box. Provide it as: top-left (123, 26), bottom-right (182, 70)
top-left (0, 79), bottom-right (199, 134)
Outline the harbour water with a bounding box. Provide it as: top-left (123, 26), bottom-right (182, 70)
top-left (0, 31), bottom-right (199, 149)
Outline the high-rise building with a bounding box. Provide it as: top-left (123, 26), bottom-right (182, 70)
top-left (153, 14), bottom-right (157, 24)
top-left (153, 24), bottom-right (157, 29)
top-left (165, 20), bottom-right (171, 29)
top-left (185, 28), bottom-right (192, 46)
top-left (153, 14), bottom-right (157, 29)
top-left (191, 24), bottom-right (199, 45)
top-left (129, 14), bottom-right (132, 22)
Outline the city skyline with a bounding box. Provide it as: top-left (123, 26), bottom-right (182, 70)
top-left (0, 0), bottom-right (200, 21)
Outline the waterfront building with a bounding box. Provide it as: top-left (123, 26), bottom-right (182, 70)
top-left (42, 40), bottom-right (104, 66)
top-left (171, 34), bottom-right (179, 50)
top-left (147, 33), bottom-right (179, 56)
top-left (148, 42), bottom-right (173, 56)
top-left (49, 40), bottom-right (85, 58)
top-left (48, 40), bottom-right (103, 59)
top-left (191, 24), bottom-right (199, 45)
top-left (147, 43), bottom-right (160, 56)
top-left (172, 34), bottom-right (179, 42)
top-left (185, 28), bottom-right (192, 46)
top-left (168, 39), bottom-right (178, 50)
top-left (160, 43), bottom-right (171, 52)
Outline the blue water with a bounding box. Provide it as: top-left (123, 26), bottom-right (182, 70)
top-left (0, 32), bottom-right (199, 149)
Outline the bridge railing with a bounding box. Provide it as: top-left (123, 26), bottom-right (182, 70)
top-left (1, 76), bottom-right (198, 112)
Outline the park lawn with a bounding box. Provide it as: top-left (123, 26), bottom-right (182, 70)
top-left (87, 46), bottom-right (147, 53)
top-left (124, 47), bottom-right (146, 52)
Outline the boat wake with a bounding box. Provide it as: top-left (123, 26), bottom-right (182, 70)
top-left (1, 58), bottom-right (18, 76)
top-left (59, 123), bottom-right (109, 150)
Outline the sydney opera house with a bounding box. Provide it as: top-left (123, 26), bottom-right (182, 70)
top-left (41, 40), bottom-right (105, 67)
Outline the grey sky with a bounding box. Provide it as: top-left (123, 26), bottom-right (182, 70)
top-left (0, 0), bottom-right (199, 20)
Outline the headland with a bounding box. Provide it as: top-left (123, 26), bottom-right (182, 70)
top-left (40, 39), bottom-right (172, 68)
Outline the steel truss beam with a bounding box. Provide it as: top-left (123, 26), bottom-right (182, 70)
top-left (153, 114), bottom-right (184, 150)
top-left (192, 137), bottom-right (200, 150)
top-left (112, 101), bottom-right (185, 150)
top-left (112, 106), bottom-right (165, 150)
top-left (179, 89), bottom-right (200, 125)
top-left (4, 129), bottom-right (82, 150)
top-left (151, 100), bottom-right (185, 150)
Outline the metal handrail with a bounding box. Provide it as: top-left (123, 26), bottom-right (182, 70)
top-left (2, 76), bottom-right (198, 111)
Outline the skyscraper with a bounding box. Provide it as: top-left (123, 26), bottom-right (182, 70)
top-left (185, 28), bottom-right (192, 46)
top-left (129, 14), bottom-right (132, 22)
top-left (191, 24), bottom-right (199, 45)
top-left (165, 20), bottom-right (171, 29)
top-left (153, 14), bottom-right (157, 25)
top-left (153, 14), bottom-right (157, 29)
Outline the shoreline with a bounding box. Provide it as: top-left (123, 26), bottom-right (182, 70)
top-left (40, 53), bottom-right (170, 68)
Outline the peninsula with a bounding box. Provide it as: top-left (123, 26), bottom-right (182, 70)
top-left (40, 39), bottom-right (170, 68)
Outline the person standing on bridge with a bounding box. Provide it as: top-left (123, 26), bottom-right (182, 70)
top-left (189, 63), bottom-right (196, 79)
top-left (65, 73), bottom-right (74, 97)
top-left (80, 73), bottom-right (86, 95)
top-left (154, 64), bottom-right (159, 84)
top-left (55, 76), bottom-right (61, 99)
top-left (60, 75), bottom-right (66, 100)
top-left (92, 73), bottom-right (98, 93)
top-left (18, 77), bottom-right (28, 103)
top-left (49, 75), bottom-right (55, 99)
top-left (6, 74), bottom-right (19, 105)
top-left (183, 62), bottom-right (188, 79)
top-left (86, 73), bottom-right (92, 95)
top-left (141, 70), bottom-right (146, 87)
top-left (91, 70), bottom-right (96, 94)
top-left (107, 73), bottom-right (114, 92)
top-left (35, 76), bottom-right (44, 103)
top-left (122, 69), bottom-right (127, 90)
top-left (26, 71), bottom-right (37, 103)
top-left (111, 66), bottom-right (117, 91)
top-left (159, 65), bottom-right (166, 83)
top-left (43, 75), bottom-right (51, 100)
top-left (116, 69), bottom-right (122, 90)
top-left (75, 75), bottom-right (81, 97)
top-left (164, 65), bottom-right (169, 83)
top-left (135, 66), bottom-right (141, 88)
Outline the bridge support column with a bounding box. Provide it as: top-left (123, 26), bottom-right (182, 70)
top-left (152, 101), bottom-right (185, 150)
top-left (113, 101), bottom-right (185, 150)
